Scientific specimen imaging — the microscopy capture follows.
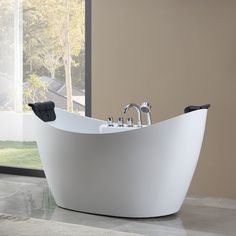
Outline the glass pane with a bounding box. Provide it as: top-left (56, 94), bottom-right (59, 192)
top-left (0, 141), bottom-right (42, 169)
top-left (0, 0), bottom-right (20, 111)
top-left (0, 0), bottom-right (85, 169)
top-left (23, 0), bottom-right (85, 115)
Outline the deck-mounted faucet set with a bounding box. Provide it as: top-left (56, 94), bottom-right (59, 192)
top-left (107, 102), bottom-right (152, 127)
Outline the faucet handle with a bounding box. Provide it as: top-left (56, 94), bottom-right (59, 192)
top-left (107, 117), bottom-right (114, 127)
top-left (117, 117), bottom-right (124, 127)
top-left (127, 117), bottom-right (133, 127)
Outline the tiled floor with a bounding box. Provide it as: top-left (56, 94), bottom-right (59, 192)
top-left (0, 174), bottom-right (236, 236)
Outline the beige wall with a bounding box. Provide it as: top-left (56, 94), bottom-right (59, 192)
top-left (92, 0), bottom-right (236, 198)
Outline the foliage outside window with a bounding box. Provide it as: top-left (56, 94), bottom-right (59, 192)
top-left (23, 0), bottom-right (85, 113)
top-left (0, 0), bottom-right (85, 114)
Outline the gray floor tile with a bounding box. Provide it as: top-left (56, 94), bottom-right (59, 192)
top-left (0, 174), bottom-right (235, 236)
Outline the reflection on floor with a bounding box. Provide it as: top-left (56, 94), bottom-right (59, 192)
top-left (0, 174), bottom-right (236, 236)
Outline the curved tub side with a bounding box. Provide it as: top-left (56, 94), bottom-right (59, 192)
top-left (51, 108), bottom-right (106, 133)
top-left (36, 110), bottom-right (208, 218)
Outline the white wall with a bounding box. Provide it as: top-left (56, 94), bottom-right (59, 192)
top-left (0, 112), bottom-right (36, 141)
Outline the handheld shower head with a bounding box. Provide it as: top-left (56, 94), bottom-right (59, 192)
top-left (140, 102), bottom-right (151, 113)
top-left (140, 102), bottom-right (152, 125)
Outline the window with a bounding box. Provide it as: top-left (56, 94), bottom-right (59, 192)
top-left (0, 0), bottom-right (90, 174)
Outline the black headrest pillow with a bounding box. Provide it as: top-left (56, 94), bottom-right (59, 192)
top-left (28, 101), bottom-right (56, 122)
top-left (184, 104), bottom-right (211, 113)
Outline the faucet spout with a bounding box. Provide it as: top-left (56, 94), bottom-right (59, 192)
top-left (123, 103), bottom-right (142, 127)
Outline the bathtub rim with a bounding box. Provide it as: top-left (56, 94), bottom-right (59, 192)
top-left (34, 108), bottom-right (208, 136)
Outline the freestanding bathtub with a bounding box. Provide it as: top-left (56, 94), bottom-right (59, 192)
top-left (34, 108), bottom-right (208, 218)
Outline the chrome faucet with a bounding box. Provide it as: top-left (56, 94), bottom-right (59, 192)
top-left (124, 103), bottom-right (142, 127)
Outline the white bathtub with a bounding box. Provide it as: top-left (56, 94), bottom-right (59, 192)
top-left (35, 108), bottom-right (208, 218)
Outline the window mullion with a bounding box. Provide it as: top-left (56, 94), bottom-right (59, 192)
top-left (14, 0), bottom-right (23, 112)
